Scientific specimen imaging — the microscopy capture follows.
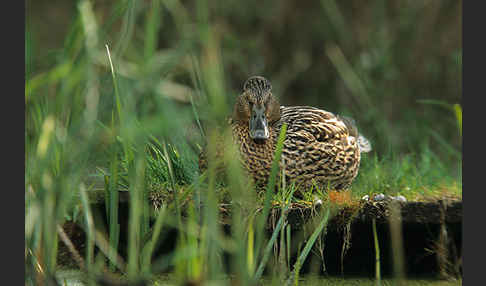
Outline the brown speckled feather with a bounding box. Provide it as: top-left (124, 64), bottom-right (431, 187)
top-left (230, 106), bottom-right (361, 190)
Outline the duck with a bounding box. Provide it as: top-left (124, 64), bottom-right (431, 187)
top-left (199, 75), bottom-right (371, 192)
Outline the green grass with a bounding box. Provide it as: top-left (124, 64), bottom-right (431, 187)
top-left (55, 270), bottom-right (462, 286)
top-left (26, 1), bottom-right (461, 285)
top-left (351, 147), bottom-right (461, 202)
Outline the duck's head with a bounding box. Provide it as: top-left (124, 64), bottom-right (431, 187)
top-left (233, 76), bottom-right (281, 143)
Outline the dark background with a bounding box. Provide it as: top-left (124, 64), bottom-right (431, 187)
top-left (26, 0), bottom-right (462, 167)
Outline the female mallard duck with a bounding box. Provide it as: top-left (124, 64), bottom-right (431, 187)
top-left (201, 76), bottom-right (371, 191)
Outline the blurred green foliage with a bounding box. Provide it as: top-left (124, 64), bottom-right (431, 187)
top-left (27, 0), bottom-right (462, 160)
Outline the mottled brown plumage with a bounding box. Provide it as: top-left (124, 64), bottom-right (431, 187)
top-left (200, 76), bottom-right (371, 192)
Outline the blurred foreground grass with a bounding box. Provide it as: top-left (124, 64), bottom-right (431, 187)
top-left (25, 0), bottom-right (461, 285)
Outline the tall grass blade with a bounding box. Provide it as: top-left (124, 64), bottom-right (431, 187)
top-left (256, 123), bottom-right (288, 259)
top-left (453, 104), bottom-right (462, 137)
top-left (57, 224), bottom-right (85, 270)
top-left (106, 44), bottom-right (123, 123)
top-left (79, 183), bottom-right (95, 271)
top-left (263, 124), bottom-right (288, 219)
top-left (389, 202), bottom-right (405, 285)
top-left (190, 95), bottom-right (206, 139)
top-left (141, 204), bottom-right (167, 275)
top-left (107, 148), bottom-right (120, 272)
top-left (79, 0), bottom-right (100, 133)
top-left (114, 0), bottom-right (138, 59)
top-left (372, 218), bottom-right (381, 286)
top-left (201, 131), bottom-right (224, 281)
top-left (162, 141), bottom-right (182, 230)
top-left (127, 157), bottom-right (146, 278)
top-left (320, 0), bottom-right (350, 46)
top-left (285, 208), bottom-right (331, 286)
top-left (286, 224), bottom-right (291, 270)
top-left (93, 229), bottom-right (127, 272)
top-left (144, 0), bottom-right (162, 62)
top-left (325, 43), bottom-right (371, 107)
top-left (105, 43), bottom-right (122, 272)
top-left (247, 216), bottom-right (255, 276)
top-left (253, 183), bottom-right (295, 281)
top-left (25, 63), bottom-right (72, 103)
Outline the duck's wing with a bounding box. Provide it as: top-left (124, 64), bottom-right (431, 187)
top-left (277, 107), bottom-right (372, 152)
top-left (278, 106), bottom-right (350, 141)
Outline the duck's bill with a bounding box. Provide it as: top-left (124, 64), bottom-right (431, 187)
top-left (249, 107), bottom-right (270, 140)
top-left (250, 128), bottom-right (269, 140)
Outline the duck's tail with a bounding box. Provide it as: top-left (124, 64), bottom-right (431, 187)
top-left (337, 114), bottom-right (372, 153)
top-left (357, 134), bottom-right (372, 153)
